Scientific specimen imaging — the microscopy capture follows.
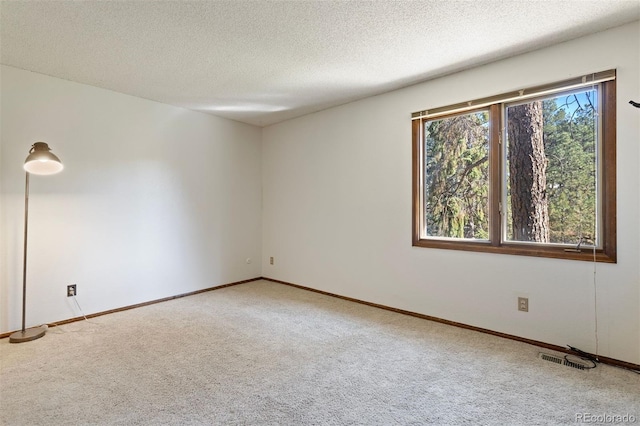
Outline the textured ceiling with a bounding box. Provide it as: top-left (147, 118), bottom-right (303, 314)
top-left (1, 1), bottom-right (639, 127)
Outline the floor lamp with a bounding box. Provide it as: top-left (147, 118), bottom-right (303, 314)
top-left (9, 142), bottom-right (63, 343)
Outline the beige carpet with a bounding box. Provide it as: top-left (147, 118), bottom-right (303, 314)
top-left (1, 280), bottom-right (638, 425)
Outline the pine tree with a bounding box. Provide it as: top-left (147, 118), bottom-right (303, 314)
top-left (507, 101), bottom-right (549, 242)
top-left (424, 112), bottom-right (489, 239)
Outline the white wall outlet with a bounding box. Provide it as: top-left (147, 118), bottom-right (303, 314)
top-left (518, 297), bottom-right (529, 312)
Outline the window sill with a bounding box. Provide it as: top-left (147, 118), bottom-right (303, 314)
top-left (412, 238), bottom-right (616, 263)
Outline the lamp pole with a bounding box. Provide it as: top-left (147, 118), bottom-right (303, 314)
top-left (20, 172), bottom-right (30, 334)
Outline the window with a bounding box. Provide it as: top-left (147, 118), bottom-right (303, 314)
top-left (412, 70), bottom-right (616, 262)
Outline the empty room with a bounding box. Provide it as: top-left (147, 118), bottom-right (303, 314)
top-left (1, 1), bottom-right (639, 425)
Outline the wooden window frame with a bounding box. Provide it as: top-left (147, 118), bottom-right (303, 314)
top-left (412, 77), bottom-right (616, 263)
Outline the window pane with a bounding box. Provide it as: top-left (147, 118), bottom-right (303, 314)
top-left (423, 110), bottom-right (490, 239)
top-left (505, 88), bottom-right (597, 245)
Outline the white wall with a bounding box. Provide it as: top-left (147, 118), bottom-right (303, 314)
top-left (0, 65), bottom-right (262, 333)
top-left (262, 22), bottom-right (640, 364)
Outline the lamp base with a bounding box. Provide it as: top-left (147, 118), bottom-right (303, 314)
top-left (9, 326), bottom-right (47, 343)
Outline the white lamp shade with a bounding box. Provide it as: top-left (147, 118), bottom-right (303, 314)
top-left (24, 142), bottom-right (63, 175)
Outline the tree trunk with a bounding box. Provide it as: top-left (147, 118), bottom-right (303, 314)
top-left (507, 101), bottom-right (549, 242)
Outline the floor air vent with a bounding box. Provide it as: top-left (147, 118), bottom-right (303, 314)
top-left (539, 352), bottom-right (589, 371)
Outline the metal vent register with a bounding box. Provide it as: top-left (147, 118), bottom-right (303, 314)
top-left (539, 352), bottom-right (591, 371)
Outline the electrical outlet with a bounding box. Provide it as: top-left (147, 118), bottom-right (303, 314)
top-left (67, 284), bottom-right (77, 297)
top-left (518, 297), bottom-right (528, 312)
top-left (270, 256), bottom-right (274, 265)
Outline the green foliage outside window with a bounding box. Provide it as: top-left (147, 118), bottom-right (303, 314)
top-left (541, 91), bottom-right (597, 244)
top-left (424, 111), bottom-right (489, 239)
top-left (424, 89), bottom-right (597, 246)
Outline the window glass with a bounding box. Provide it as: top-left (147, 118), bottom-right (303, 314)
top-left (505, 88), bottom-right (597, 246)
top-left (423, 110), bottom-right (490, 240)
